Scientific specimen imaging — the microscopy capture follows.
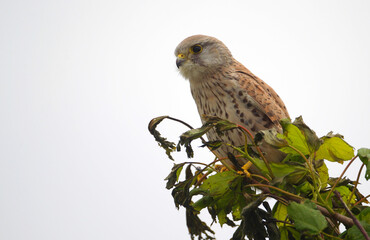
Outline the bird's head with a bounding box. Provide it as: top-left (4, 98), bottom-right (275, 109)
top-left (174, 35), bottom-right (233, 80)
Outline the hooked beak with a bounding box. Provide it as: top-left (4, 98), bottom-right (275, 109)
top-left (176, 58), bottom-right (185, 68)
top-left (176, 53), bottom-right (186, 68)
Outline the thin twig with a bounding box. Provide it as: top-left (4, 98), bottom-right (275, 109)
top-left (250, 174), bottom-right (270, 183)
top-left (288, 144), bottom-right (320, 200)
top-left (166, 116), bottom-right (195, 129)
top-left (237, 124), bottom-right (274, 178)
top-left (353, 194), bottom-right (370, 207)
top-left (226, 143), bottom-right (271, 180)
top-left (247, 183), bottom-right (305, 200)
top-left (197, 158), bottom-right (227, 174)
top-left (325, 155), bottom-right (358, 202)
top-left (166, 116), bottom-right (208, 144)
top-left (348, 163), bottom-right (365, 206)
top-left (251, 184), bottom-right (354, 227)
top-left (316, 204), bottom-right (354, 228)
top-left (267, 193), bottom-right (289, 205)
top-left (325, 217), bottom-right (341, 235)
top-left (167, 116), bottom-right (240, 171)
top-left (195, 171), bottom-right (212, 187)
top-left (185, 161), bottom-right (215, 169)
top-left (334, 191), bottom-right (370, 240)
top-left (320, 231), bottom-right (343, 240)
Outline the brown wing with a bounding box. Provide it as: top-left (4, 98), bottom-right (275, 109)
top-left (233, 60), bottom-right (290, 128)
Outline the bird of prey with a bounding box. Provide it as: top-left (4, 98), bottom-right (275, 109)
top-left (175, 35), bottom-right (290, 169)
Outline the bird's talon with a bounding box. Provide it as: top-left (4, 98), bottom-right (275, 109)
top-left (220, 166), bottom-right (228, 172)
top-left (242, 162), bottom-right (253, 178)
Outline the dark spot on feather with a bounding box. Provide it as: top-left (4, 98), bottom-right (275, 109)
top-left (251, 125), bottom-right (257, 132)
top-left (264, 121), bottom-right (274, 128)
top-left (252, 108), bottom-right (260, 117)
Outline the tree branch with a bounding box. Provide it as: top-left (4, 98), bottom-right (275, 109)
top-left (334, 191), bottom-right (369, 240)
top-left (249, 179), bottom-right (355, 227)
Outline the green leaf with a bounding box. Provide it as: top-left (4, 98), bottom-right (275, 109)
top-left (198, 171), bottom-right (240, 196)
top-left (231, 198), bottom-right (244, 221)
top-left (321, 186), bottom-right (355, 209)
top-left (233, 197), bottom-right (269, 240)
top-left (186, 208), bottom-right (215, 240)
top-left (316, 161), bottom-right (329, 189)
top-left (164, 163), bottom-right (186, 189)
top-left (287, 200), bottom-right (327, 235)
top-left (180, 125), bottom-right (213, 142)
top-left (148, 116), bottom-right (176, 160)
top-left (200, 140), bottom-right (223, 150)
top-left (192, 195), bottom-right (213, 212)
top-left (282, 153), bottom-right (306, 164)
top-left (171, 165), bottom-right (196, 209)
top-left (328, 177), bottom-right (354, 188)
top-left (345, 220), bottom-right (370, 240)
top-left (293, 116), bottom-right (322, 153)
top-left (254, 159), bottom-right (309, 185)
top-left (279, 119), bottom-right (311, 156)
top-left (191, 171), bottom-right (245, 226)
top-left (295, 181), bottom-right (314, 195)
top-left (335, 186), bottom-right (356, 205)
top-left (262, 202), bottom-right (281, 240)
top-left (178, 124), bottom-right (214, 158)
top-left (316, 132), bottom-right (354, 163)
top-left (202, 115), bottom-right (238, 134)
top-left (258, 117), bottom-right (322, 159)
top-left (358, 207), bottom-right (370, 225)
top-left (233, 198), bottom-right (280, 240)
top-left (255, 129), bottom-right (289, 148)
top-left (273, 202), bottom-right (290, 228)
top-left (279, 226), bottom-right (301, 240)
top-left (358, 148), bottom-right (370, 180)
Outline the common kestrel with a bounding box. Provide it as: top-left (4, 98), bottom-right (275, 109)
top-left (175, 35), bottom-right (290, 169)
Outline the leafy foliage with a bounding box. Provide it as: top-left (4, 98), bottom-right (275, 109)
top-left (149, 115), bottom-right (370, 240)
top-left (148, 116), bottom-right (177, 160)
top-left (358, 148), bottom-right (370, 180)
top-left (286, 200), bottom-right (327, 235)
top-left (316, 132), bottom-right (355, 163)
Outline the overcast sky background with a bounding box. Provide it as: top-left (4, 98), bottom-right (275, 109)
top-left (1, 1), bottom-right (370, 239)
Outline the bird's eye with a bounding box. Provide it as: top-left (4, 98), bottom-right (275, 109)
top-left (190, 44), bottom-right (203, 54)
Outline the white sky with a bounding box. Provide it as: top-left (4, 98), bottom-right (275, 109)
top-left (1, 0), bottom-right (369, 239)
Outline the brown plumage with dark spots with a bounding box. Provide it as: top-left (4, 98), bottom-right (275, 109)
top-left (175, 35), bottom-right (290, 169)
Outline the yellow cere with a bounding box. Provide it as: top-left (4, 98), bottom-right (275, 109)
top-left (177, 53), bottom-right (185, 59)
